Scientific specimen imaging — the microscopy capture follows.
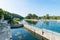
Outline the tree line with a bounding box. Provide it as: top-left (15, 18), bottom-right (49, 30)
top-left (25, 13), bottom-right (60, 20)
top-left (0, 8), bottom-right (23, 24)
top-left (25, 13), bottom-right (39, 19)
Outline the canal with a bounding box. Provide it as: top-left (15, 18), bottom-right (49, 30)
top-left (22, 20), bottom-right (60, 33)
top-left (11, 28), bottom-right (39, 40)
top-left (11, 20), bottom-right (60, 40)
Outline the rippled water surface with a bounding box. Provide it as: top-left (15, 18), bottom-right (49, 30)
top-left (11, 28), bottom-right (39, 40)
top-left (22, 20), bottom-right (60, 33)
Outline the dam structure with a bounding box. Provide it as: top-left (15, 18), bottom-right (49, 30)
top-left (19, 22), bottom-right (60, 40)
top-left (24, 25), bottom-right (60, 40)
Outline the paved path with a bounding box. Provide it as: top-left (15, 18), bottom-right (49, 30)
top-left (24, 24), bottom-right (60, 40)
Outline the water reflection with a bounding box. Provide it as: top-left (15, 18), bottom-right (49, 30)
top-left (43, 21), bottom-right (49, 26)
top-left (11, 28), bottom-right (39, 40)
top-left (35, 21), bottom-right (60, 33)
top-left (25, 20), bottom-right (38, 25)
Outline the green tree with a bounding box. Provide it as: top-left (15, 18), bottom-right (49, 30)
top-left (0, 8), bottom-right (4, 19)
top-left (32, 14), bottom-right (38, 19)
top-left (13, 18), bottom-right (20, 24)
top-left (45, 14), bottom-right (49, 19)
top-left (25, 13), bottom-right (39, 19)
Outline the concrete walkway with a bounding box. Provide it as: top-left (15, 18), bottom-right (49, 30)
top-left (24, 24), bottom-right (60, 40)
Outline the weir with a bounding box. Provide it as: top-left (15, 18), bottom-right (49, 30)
top-left (23, 25), bottom-right (60, 40)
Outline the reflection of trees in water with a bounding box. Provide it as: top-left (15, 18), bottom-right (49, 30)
top-left (25, 20), bottom-right (38, 25)
top-left (43, 21), bottom-right (49, 26)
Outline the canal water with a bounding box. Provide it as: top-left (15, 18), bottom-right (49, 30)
top-left (11, 20), bottom-right (60, 40)
top-left (22, 20), bottom-right (60, 33)
top-left (11, 28), bottom-right (39, 40)
top-left (35, 21), bottom-right (60, 33)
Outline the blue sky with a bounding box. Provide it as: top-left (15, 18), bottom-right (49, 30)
top-left (0, 0), bottom-right (60, 17)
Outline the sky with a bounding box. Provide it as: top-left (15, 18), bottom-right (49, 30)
top-left (0, 0), bottom-right (60, 17)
